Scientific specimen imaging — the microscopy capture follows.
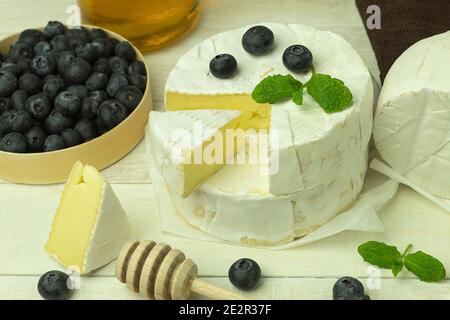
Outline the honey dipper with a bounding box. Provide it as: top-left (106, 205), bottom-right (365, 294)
top-left (116, 240), bottom-right (251, 300)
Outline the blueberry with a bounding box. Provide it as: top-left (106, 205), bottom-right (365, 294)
top-left (44, 21), bottom-right (65, 38)
top-left (61, 128), bottom-right (82, 147)
top-left (55, 91), bottom-right (81, 116)
top-left (43, 134), bottom-right (65, 152)
top-left (66, 85), bottom-right (89, 100)
top-left (19, 72), bottom-right (43, 94)
top-left (282, 45), bottom-right (313, 73)
top-left (62, 57), bottom-right (92, 85)
top-left (50, 35), bottom-right (69, 52)
top-left (8, 110), bottom-right (33, 133)
top-left (115, 86), bottom-right (143, 112)
top-left (115, 41), bottom-right (136, 62)
top-left (0, 132), bottom-right (27, 153)
top-left (45, 110), bottom-right (74, 134)
top-left (75, 43), bottom-right (99, 63)
top-left (86, 72), bottom-right (109, 91)
top-left (97, 100), bottom-right (128, 130)
top-left (0, 71), bottom-right (18, 96)
top-left (34, 41), bottom-right (51, 56)
top-left (66, 28), bottom-right (89, 50)
top-left (75, 118), bottom-right (98, 141)
top-left (242, 26), bottom-right (274, 55)
top-left (333, 277), bottom-right (366, 300)
top-left (80, 97), bottom-right (99, 120)
top-left (128, 73), bottom-right (147, 92)
top-left (18, 29), bottom-right (45, 47)
top-left (108, 56), bottom-right (129, 74)
top-left (89, 28), bottom-right (108, 41)
top-left (91, 38), bottom-right (110, 58)
top-left (0, 110), bottom-right (13, 132)
top-left (26, 93), bottom-right (52, 119)
top-left (43, 75), bottom-right (65, 100)
top-left (31, 55), bottom-right (56, 77)
top-left (209, 54), bottom-right (238, 79)
top-left (106, 73), bottom-right (129, 97)
top-left (56, 50), bottom-right (75, 72)
top-left (128, 60), bottom-right (146, 76)
top-left (106, 38), bottom-right (120, 57)
top-left (16, 59), bottom-right (32, 74)
top-left (89, 90), bottom-right (108, 105)
top-left (0, 97), bottom-right (11, 114)
top-left (228, 258), bottom-right (261, 290)
top-left (25, 126), bottom-right (46, 152)
top-left (92, 57), bottom-right (111, 76)
top-left (1, 63), bottom-right (22, 77)
top-left (10, 42), bottom-right (34, 63)
top-left (10, 90), bottom-right (29, 111)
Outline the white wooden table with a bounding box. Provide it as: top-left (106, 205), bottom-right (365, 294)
top-left (0, 0), bottom-right (449, 300)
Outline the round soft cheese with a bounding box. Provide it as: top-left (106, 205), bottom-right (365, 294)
top-left (157, 23), bottom-right (374, 245)
top-left (374, 31), bottom-right (450, 199)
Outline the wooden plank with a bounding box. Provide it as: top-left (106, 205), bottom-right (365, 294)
top-left (1, 173), bottom-right (449, 279)
top-left (0, 275), bottom-right (448, 300)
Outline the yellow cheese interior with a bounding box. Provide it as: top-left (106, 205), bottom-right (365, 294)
top-left (166, 91), bottom-right (271, 130)
top-left (44, 162), bottom-right (104, 273)
top-left (165, 91), bottom-right (272, 197)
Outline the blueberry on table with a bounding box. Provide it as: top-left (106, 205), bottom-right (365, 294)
top-left (26, 93), bottom-right (52, 119)
top-left (55, 91), bottom-right (81, 117)
top-left (38, 270), bottom-right (71, 300)
top-left (97, 100), bottom-right (128, 130)
top-left (0, 71), bottom-right (18, 97)
top-left (9, 42), bottom-right (33, 63)
top-left (19, 72), bottom-right (43, 94)
top-left (115, 86), bottom-right (143, 112)
top-left (228, 258), bottom-right (261, 290)
top-left (115, 41), bottom-right (137, 62)
top-left (45, 110), bottom-right (73, 135)
top-left (106, 73), bottom-right (129, 97)
top-left (44, 21), bottom-right (65, 38)
top-left (61, 128), bottom-right (83, 147)
top-left (333, 277), bottom-right (367, 300)
top-left (282, 45), bottom-right (313, 73)
top-left (43, 134), bottom-right (66, 152)
top-left (62, 57), bottom-right (92, 85)
top-left (0, 132), bottom-right (27, 153)
top-left (128, 60), bottom-right (147, 76)
top-left (43, 75), bottom-right (65, 101)
top-left (75, 118), bottom-right (98, 141)
top-left (242, 25), bottom-right (274, 56)
top-left (209, 54), bottom-right (238, 79)
top-left (31, 55), bottom-right (56, 77)
top-left (25, 126), bottom-right (47, 152)
top-left (86, 72), bottom-right (109, 91)
top-left (19, 29), bottom-right (45, 47)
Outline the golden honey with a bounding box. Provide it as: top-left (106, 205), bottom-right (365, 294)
top-left (77, 0), bottom-right (200, 51)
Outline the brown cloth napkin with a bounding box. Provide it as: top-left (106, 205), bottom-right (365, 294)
top-left (355, 0), bottom-right (450, 82)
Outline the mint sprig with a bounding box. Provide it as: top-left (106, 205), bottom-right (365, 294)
top-left (252, 74), bottom-right (303, 105)
top-left (358, 241), bottom-right (446, 283)
top-left (251, 71), bottom-right (353, 113)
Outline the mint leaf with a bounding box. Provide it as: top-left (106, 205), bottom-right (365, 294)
top-left (292, 89), bottom-right (303, 105)
top-left (305, 73), bottom-right (353, 113)
top-left (404, 251), bottom-right (446, 283)
top-left (358, 241), bottom-right (403, 276)
top-left (252, 74), bottom-right (303, 104)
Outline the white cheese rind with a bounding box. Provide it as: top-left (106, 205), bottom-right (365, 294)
top-left (374, 31), bottom-right (450, 199)
top-left (83, 183), bottom-right (131, 274)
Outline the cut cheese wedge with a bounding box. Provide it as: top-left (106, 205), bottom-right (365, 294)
top-left (148, 109), bottom-right (254, 197)
top-left (44, 161), bottom-right (130, 274)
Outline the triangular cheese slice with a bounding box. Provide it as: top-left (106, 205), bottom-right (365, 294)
top-left (44, 162), bottom-right (130, 274)
top-left (148, 109), bottom-right (254, 197)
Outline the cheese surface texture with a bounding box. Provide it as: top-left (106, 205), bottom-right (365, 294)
top-left (149, 23), bottom-right (374, 245)
top-left (374, 31), bottom-right (450, 199)
top-left (44, 162), bottom-right (130, 274)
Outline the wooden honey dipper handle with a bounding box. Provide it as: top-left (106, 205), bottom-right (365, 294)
top-left (116, 240), bottom-right (252, 300)
top-left (190, 278), bottom-right (250, 300)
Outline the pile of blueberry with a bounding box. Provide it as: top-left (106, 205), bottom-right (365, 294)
top-left (209, 25), bottom-right (313, 79)
top-left (0, 21), bottom-right (147, 153)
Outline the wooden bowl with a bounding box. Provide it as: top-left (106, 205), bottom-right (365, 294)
top-left (0, 25), bottom-right (152, 184)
